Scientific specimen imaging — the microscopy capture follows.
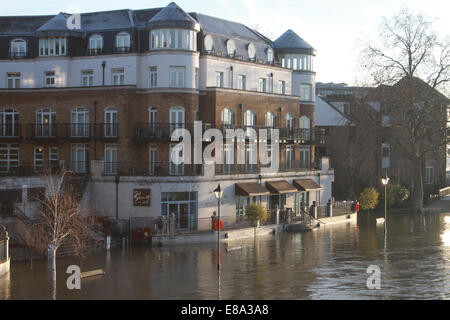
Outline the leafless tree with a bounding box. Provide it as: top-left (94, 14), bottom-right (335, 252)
top-left (31, 168), bottom-right (91, 283)
top-left (359, 8), bottom-right (449, 212)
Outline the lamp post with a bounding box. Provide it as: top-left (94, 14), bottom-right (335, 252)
top-left (381, 176), bottom-right (390, 235)
top-left (214, 184), bottom-right (224, 271)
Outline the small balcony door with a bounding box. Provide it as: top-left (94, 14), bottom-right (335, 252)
top-left (300, 147), bottom-right (310, 169)
top-left (71, 108), bottom-right (89, 137)
top-left (104, 144), bottom-right (117, 174)
top-left (71, 144), bottom-right (88, 173)
top-left (36, 109), bottom-right (55, 137)
top-left (104, 108), bottom-right (118, 138)
top-left (0, 109), bottom-right (19, 137)
top-left (170, 107), bottom-right (185, 134)
top-left (170, 144), bottom-right (184, 175)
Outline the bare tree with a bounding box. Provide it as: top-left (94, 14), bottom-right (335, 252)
top-left (31, 168), bottom-right (91, 283)
top-left (359, 8), bottom-right (450, 212)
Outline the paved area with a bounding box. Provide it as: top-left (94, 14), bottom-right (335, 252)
top-left (425, 196), bottom-right (450, 213)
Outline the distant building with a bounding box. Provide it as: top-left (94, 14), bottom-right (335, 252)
top-left (316, 82), bottom-right (371, 98)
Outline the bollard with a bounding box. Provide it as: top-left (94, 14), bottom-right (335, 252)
top-left (275, 208), bottom-right (280, 225)
top-left (327, 200), bottom-right (333, 217)
top-left (169, 213), bottom-right (176, 237)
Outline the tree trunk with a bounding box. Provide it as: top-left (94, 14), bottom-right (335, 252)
top-left (411, 161), bottom-right (424, 213)
top-left (51, 247), bottom-right (57, 300)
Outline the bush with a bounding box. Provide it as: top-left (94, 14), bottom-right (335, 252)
top-left (379, 182), bottom-right (410, 208)
top-left (245, 203), bottom-right (268, 226)
top-left (359, 187), bottom-right (379, 213)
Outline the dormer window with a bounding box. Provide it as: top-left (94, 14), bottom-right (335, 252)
top-left (248, 43), bottom-right (256, 61)
top-left (204, 34), bottom-right (214, 53)
top-left (10, 39), bottom-right (27, 58)
top-left (267, 48), bottom-right (274, 63)
top-left (39, 37), bottom-right (66, 56)
top-left (89, 34), bottom-right (103, 55)
top-left (226, 39), bottom-right (236, 57)
top-left (115, 32), bottom-right (131, 52)
top-left (150, 29), bottom-right (197, 51)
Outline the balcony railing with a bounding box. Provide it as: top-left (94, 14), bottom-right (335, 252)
top-left (68, 161), bottom-right (89, 174)
top-left (0, 163), bottom-right (63, 176)
top-left (103, 162), bottom-right (204, 177)
top-left (94, 123), bottom-right (119, 141)
top-left (0, 124), bottom-right (21, 139)
top-left (113, 46), bottom-right (132, 54)
top-left (215, 162), bottom-right (318, 175)
top-left (88, 48), bottom-right (104, 56)
top-left (27, 123), bottom-right (58, 139)
top-left (8, 51), bottom-right (27, 59)
top-left (134, 123), bottom-right (212, 142)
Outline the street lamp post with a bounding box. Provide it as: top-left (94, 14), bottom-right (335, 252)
top-left (381, 176), bottom-right (390, 235)
top-left (214, 184), bottom-right (224, 271)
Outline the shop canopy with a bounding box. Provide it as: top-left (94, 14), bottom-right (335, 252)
top-left (293, 179), bottom-right (323, 191)
top-left (265, 180), bottom-right (298, 194)
top-left (235, 183), bottom-right (270, 197)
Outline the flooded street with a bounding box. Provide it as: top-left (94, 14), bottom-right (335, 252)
top-left (1, 212), bottom-right (450, 300)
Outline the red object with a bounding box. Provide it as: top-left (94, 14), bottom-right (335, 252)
top-left (355, 202), bottom-right (360, 212)
top-left (213, 218), bottom-right (223, 231)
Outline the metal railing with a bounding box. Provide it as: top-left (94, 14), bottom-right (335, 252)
top-left (8, 51), bottom-right (27, 59)
top-left (0, 163), bottom-right (63, 177)
top-left (215, 162), bottom-right (317, 175)
top-left (134, 123), bottom-right (212, 141)
top-left (88, 48), bottom-right (104, 56)
top-left (0, 124), bottom-right (21, 138)
top-left (94, 123), bottom-right (119, 140)
top-left (113, 46), bottom-right (132, 53)
top-left (104, 162), bottom-right (204, 177)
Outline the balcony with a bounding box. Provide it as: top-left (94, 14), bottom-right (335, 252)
top-left (113, 46), bottom-right (132, 54)
top-left (62, 124), bottom-right (91, 141)
top-left (88, 48), bottom-right (104, 56)
top-left (8, 51), bottom-right (28, 59)
top-left (26, 123), bottom-right (58, 140)
top-left (94, 124), bottom-right (119, 141)
top-left (0, 124), bottom-right (21, 141)
top-left (102, 162), bottom-right (204, 177)
top-left (215, 162), bottom-right (318, 175)
top-left (134, 123), bottom-right (212, 142)
top-left (0, 163), bottom-right (63, 177)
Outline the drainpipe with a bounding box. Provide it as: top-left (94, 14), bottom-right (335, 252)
top-left (115, 174), bottom-right (120, 220)
top-left (94, 101), bottom-right (97, 159)
top-left (101, 61), bottom-right (106, 86)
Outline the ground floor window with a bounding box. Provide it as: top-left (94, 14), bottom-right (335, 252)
top-left (236, 196), bottom-right (262, 221)
top-left (294, 192), bottom-right (309, 215)
top-left (269, 194), bottom-right (286, 210)
top-left (161, 192), bottom-right (197, 231)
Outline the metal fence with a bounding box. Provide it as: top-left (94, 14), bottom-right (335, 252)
top-left (0, 239), bottom-right (8, 262)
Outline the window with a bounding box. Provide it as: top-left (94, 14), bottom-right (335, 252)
top-left (149, 66), bottom-right (157, 88)
top-left (259, 78), bottom-right (267, 93)
top-left (34, 147), bottom-right (44, 171)
top-left (150, 29), bottom-right (196, 51)
top-left (382, 115), bottom-right (390, 127)
top-left (300, 84), bottom-right (312, 101)
top-left (44, 71), bottom-right (55, 87)
top-left (81, 70), bottom-right (93, 87)
top-left (49, 147), bottom-right (59, 167)
top-left (285, 145), bottom-right (294, 169)
top-left (343, 103), bottom-right (350, 115)
top-left (248, 43), bottom-right (256, 60)
top-left (7, 73), bottom-right (20, 89)
top-left (112, 69), bottom-right (124, 86)
top-left (265, 112), bottom-right (276, 128)
top-left (169, 107), bottom-right (185, 133)
top-left (425, 166), bottom-right (435, 185)
top-left (226, 39), bottom-right (236, 57)
top-left (71, 144), bottom-right (88, 173)
top-left (0, 109), bottom-right (20, 137)
top-left (89, 35), bottom-right (103, 54)
top-left (221, 108), bottom-right (234, 128)
top-left (244, 110), bottom-right (255, 127)
top-left (116, 32), bottom-right (130, 51)
top-left (216, 72), bottom-right (224, 88)
top-left (381, 143), bottom-right (390, 169)
top-left (0, 144), bottom-right (19, 173)
top-left (237, 75), bottom-right (246, 90)
top-left (278, 81), bottom-right (286, 95)
top-left (149, 107), bottom-right (157, 130)
top-left (204, 34), bottom-right (214, 52)
top-left (299, 116), bottom-right (311, 141)
top-left (104, 108), bottom-right (118, 137)
top-left (104, 144), bottom-right (118, 174)
top-left (10, 39), bottom-right (27, 58)
top-left (300, 146), bottom-right (310, 169)
top-left (169, 143), bottom-right (184, 175)
top-left (36, 109), bottom-right (56, 137)
top-left (170, 67), bottom-right (185, 88)
top-left (223, 143), bottom-right (234, 173)
top-left (267, 48), bottom-right (274, 63)
top-left (285, 114), bottom-right (294, 129)
top-left (149, 146), bottom-right (157, 175)
top-left (39, 37), bottom-right (66, 56)
top-left (71, 108), bottom-right (89, 137)
top-left (245, 144), bottom-right (257, 172)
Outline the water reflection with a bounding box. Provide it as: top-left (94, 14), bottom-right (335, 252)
top-left (1, 212), bottom-right (450, 299)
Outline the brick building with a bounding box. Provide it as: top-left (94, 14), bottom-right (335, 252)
top-left (0, 2), bottom-right (333, 231)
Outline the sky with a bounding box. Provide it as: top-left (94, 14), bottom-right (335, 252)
top-left (1, 0), bottom-right (449, 86)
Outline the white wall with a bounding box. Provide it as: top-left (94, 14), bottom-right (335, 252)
top-left (292, 72), bottom-right (315, 102)
top-left (315, 96), bottom-right (350, 127)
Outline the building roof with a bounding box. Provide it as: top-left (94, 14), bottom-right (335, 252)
top-left (147, 2), bottom-right (200, 31)
top-left (35, 12), bottom-right (84, 37)
top-left (0, 15), bottom-right (53, 36)
top-left (273, 29), bottom-right (315, 55)
top-left (315, 95), bottom-right (353, 126)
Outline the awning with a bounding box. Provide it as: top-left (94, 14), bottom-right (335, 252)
top-left (235, 183), bottom-right (270, 197)
top-left (293, 179), bottom-right (323, 191)
top-left (265, 180), bottom-right (298, 194)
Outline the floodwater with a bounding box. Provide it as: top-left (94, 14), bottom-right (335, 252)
top-left (1, 212), bottom-right (450, 300)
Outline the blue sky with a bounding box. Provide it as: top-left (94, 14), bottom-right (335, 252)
top-left (1, 0), bottom-right (449, 85)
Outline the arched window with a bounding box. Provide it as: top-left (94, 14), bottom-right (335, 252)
top-left (248, 43), bottom-right (256, 60)
top-left (116, 32), bottom-right (130, 52)
top-left (221, 108), bottom-right (234, 128)
top-left (285, 113), bottom-right (294, 129)
top-left (267, 48), bottom-right (274, 63)
top-left (36, 109), bottom-right (56, 137)
top-left (226, 39), bottom-right (236, 57)
top-left (299, 116), bottom-right (311, 141)
top-left (204, 34), bottom-right (214, 52)
top-left (169, 106), bottom-right (185, 132)
top-left (265, 112), bottom-right (276, 128)
top-left (10, 39), bottom-right (27, 58)
top-left (71, 108), bottom-right (89, 137)
top-left (244, 110), bottom-right (256, 127)
top-left (0, 108), bottom-right (19, 137)
top-left (104, 107), bottom-right (118, 137)
top-left (89, 34), bottom-right (103, 53)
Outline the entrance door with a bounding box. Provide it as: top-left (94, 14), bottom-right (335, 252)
top-left (168, 202), bottom-right (190, 230)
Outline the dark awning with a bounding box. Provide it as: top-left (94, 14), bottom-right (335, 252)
top-left (235, 183), bottom-right (270, 197)
top-left (265, 180), bottom-right (298, 194)
top-left (293, 179), bottom-right (323, 191)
